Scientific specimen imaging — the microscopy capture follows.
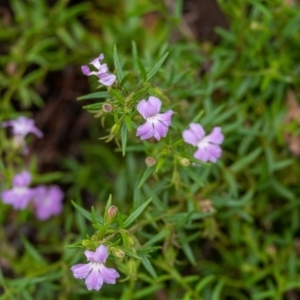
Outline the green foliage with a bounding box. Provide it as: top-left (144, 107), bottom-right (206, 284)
top-left (1, 0), bottom-right (300, 299)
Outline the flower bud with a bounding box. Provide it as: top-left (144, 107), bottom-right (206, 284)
top-left (102, 103), bottom-right (113, 113)
top-left (107, 205), bottom-right (117, 219)
top-left (111, 247), bottom-right (125, 258)
top-left (145, 156), bottom-right (156, 167)
top-left (180, 158), bottom-right (190, 167)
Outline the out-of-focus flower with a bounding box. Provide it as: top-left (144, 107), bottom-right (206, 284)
top-left (2, 116), bottom-right (43, 139)
top-left (183, 123), bottom-right (224, 163)
top-left (199, 199), bottom-right (215, 213)
top-left (1, 171), bottom-right (34, 209)
top-left (136, 96), bottom-right (173, 140)
top-left (82, 54), bottom-right (116, 86)
top-left (32, 185), bottom-right (64, 220)
top-left (70, 245), bottom-right (120, 291)
top-left (2, 116), bottom-right (43, 153)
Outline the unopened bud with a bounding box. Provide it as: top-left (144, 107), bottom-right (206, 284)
top-left (107, 205), bottom-right (117, 219)
top-left (102, 103), bottom-right (113, 113)
top-left (145, 156), bottom-right (156, 167)
top-left (180, 158), bottom-right (190, 166)
top-left (112, 248), bottom-right (125, 258)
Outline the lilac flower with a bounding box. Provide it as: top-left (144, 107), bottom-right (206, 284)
top-left (32, 185), bottom-right (64, 220)
top-left (1, 171), bottom-right (34, 210)
top-left (71, 245), bottom-right (120, 291)
top-left (136, 96), bottom-right (173, 140)
top-left (182, 123), bottom-right (224, 163)
top-left (2, 116), bottom-right (43, 153)
top-left (82, 54), bottom-right (116, 86)
top-left (2, 116), bottom-right (43, 139)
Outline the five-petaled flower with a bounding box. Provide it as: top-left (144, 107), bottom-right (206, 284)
top-left (2, 116), bottom-right (43, 153)
top-left (70, 245), bottom-right (120, 291)
top-left (82, 54), bottom-right (116, 86)
top-left (32, 185), bottom-right (64, 220)
top-left (136, 96), bottom-right (173, 140)
top-left (182, 123), bottom-right (224, 163)
top-left (1, 171), bottom-right (34, 210)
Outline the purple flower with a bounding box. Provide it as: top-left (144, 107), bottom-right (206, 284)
top-left (32, 185), bottom-right (64, 220)
top-left (2, 116), bottom-right (43, 153)
top-left (71, 245), bottom-right (120, 291)
top-left (1, 171), bottom-right (34, 209)
top-left (82, 54), bottom-right (116, 86)
top-left (2, 116), bottom-right (43, 138)
top-left (136, 96), bottom-right (173, 140)
top-left (183, 123), bottom-right (224, 163)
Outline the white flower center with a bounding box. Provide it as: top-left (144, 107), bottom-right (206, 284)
top-left (197, 136), bottom-right (209, 149)
top-left (14, 187), bottom-right (27, 195)
top-left (147, 115), bottom-right (159, 124)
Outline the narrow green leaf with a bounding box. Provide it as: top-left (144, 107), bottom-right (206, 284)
top-left (113, 44), bottom-right (124, 83)
top-left (211, 280), bottom-right (225, 300)
top-left (71, 200), bottom-right (103, 224)
top-left (131, 85), bottom-right (150, 102)
top-left (132, 40), bottom-right (139, 71)
top-left (82, 103), bottom-right (103, 110)
top-left (144, 228), bottom-right (168, 246)
top-left (105, 194), bottom-right (113, 210)
top-left (21, 236), bottom-right (47, 265)
top-left (77, 91), bottom-right (109, 101)
top-left (123, 249), bottom-right (141, 260)
top-left (123, 198), bottom-right (152, 228)
top-left (137, 167), bottom-right (153, 188)
top-left (138, 58), bottom-right (147, 82)
top-left (121, 121), bottom-right (127, 156)
top-left (195, 274), bottom-right (216, 292)
top-left (141, 253), bottom-right (157, 279)
top-left (109, 88), bottom-right (125, 104)
top-left (146, 52), bottom-right (169, 81)
top-left (182, 241), bottom-right (196, 266)
top-left (230, 148), bottom-right (262, 173)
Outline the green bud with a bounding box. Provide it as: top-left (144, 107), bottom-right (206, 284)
top-left (145, 156), bottom-right (156, 167)
top-left (180, 157), bottom-right (190, 166)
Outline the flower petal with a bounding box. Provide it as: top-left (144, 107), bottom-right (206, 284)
top-left (99, 265), bottom-right (120, 284)
top-left (13, 171), bottom-right (31, 186)
top-left (206, 144), bottom-right (222, 162)
top-left (90, 54), bottom-right (104, 70)
top-left (137, 97), bottom-right (161, 119)
top-left (156, 110), bottom-right (173, 126)
top-left (98, 63), bottom-right (108, 74)
top-left (193, 147), bottom-right (209, 162)
top-left (153, 121), bottom-right (168, 140)
top-left (94, 245), bottom-right (109, 263)
top-left (71, 263), bottom-right (92, 279)
top-left (99, 73), bottom-right (116, 86)
top-left (85, 268), bottom-right (103, 291)
top-left (82, 65), bottom-right (91, 76)
top-left (136, 121), bottom-right (154, 140)
top-left (33, 185), bottom-right (64, 220)
top-left (206, 127), bottom-right (224, 145)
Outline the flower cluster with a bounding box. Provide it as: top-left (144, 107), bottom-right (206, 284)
top-left (82, 54), bottom-right (224, 163)
top-left (82, 54), bottom-right (116, 86)
top-left (71, 245), bottom-right (120, 291)
top-left (2, 116), bottom-right (64, 220)
top-left (135, 97), bottom-right (224, 163)
top-left (1, 170), bottom-right (64, 220)
top-left (2, 116), bottom-right (43, 154)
